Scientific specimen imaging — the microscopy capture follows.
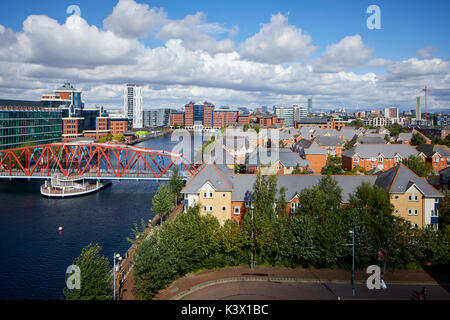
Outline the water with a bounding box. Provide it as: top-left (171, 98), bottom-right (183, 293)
top-left (0, 134), bottom-right (191, 300)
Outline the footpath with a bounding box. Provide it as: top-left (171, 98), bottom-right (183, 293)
top-left (154, 265), bottom-right (450, 300)
top-left (118, 201), bottom-right (184, 300)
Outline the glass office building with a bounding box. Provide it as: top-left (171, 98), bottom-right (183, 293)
top-left (0, 102), bottom-right (63, 150)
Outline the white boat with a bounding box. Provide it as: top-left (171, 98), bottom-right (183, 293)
top-left (40, 175), bottom-right (111, 198)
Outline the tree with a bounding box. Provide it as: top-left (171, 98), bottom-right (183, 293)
top-left (169, 167), bottom-right (184, 206)
top-left (439, 190), bottom-right (450, 229)
top-left (411, 132), bottom-right (426, 145)
top-left (243, 124), bottom-right (249, 132)
top-left (63, 243), bottom-right (112, 300)
top-left (349, 119), bottom-right (364, 127)
top-left (152, 183), bottom-right (174, 222)
top-left (343, 141), bottom-right (354, 151)
top-left (292, 163), bottom-right (302, 174)
top-left (291, 215), bottom-right (318, 265)
top-left (402, 155), bottom-right (433, 177)
top-left (275, 186), bottom-right (288, 219)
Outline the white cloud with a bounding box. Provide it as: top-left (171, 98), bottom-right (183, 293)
top-left (239, 13), bottom-right (317, 64)
top-left (0, 10), bottom-right (448, 111)
top-left (157, 12), bottom-right (236, 54)
top-left (415, 46), bottom-right (439, 59)
top-left (314, 35), bottom-right (373, 73)
top-left (103, 0), bottom-right (167, 38)
top-left (0, 15), bottom-right (144, 68)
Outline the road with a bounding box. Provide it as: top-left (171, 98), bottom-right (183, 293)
top-left (180, 280), bottom-right (450, 300)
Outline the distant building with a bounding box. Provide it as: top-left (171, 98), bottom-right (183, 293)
top-left (0, 99), bottom-right (63, 150)
top-left (308, 98), bottom-right (312, 114)
top-left (143, 108), bottom-right (172, 128)
top-left (274, 105), bottom-right (307, 127)
top-left (384, 107), bottom-right (399, 120)
top-left (416, 97), bottom-right (421, 121)
top-left (41, 82), bottom-right (84, 117)
top-left (123, 84), bottom-right (143, 129)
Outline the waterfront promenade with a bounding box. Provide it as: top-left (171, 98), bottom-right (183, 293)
top-left (118, 201), bottom-right (184, 300)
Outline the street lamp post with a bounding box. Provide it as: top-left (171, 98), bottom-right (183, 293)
top-left (251, 206), bottom-right (254, 270)
top-left (349, 229), bottom-right (355, 297)
top-left (113, 253), bottom-right (122, 300)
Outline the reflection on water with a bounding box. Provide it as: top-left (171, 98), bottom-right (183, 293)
top-left (0, 135), bottom-right (187, 300)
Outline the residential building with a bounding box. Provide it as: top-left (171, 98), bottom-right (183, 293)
top-left (364, 117), bottom-right (395, 127)
top-left (384, 107), bottom-right (399, 120)
top-left (275, 105), bottom-right (306, 127)
top-left (182, 163), bottom-right (443, 229)
top-left (342, 144), bottom-right (423, 172)
top-left (169, 112), bottom-right (185, 127)
top-left (376, 165), bottom-right (443, 229)
top-left (143, 108), bottom-right (172, 128)
top-left (123, 84), bottom-right (143, 129)
top-left (415, 144), bottom-right (450, 172)
top-left (0, 101), bottom-right (63, 150)
top-left (396, 129), bottom-right (430, 145)
top-left (246, 147), bottom-right (310, 174)
top-left (294, 118), bottom-right (345, 130)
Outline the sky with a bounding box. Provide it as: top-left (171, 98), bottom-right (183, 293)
top-left (0, 0), bottom-right (448, 111)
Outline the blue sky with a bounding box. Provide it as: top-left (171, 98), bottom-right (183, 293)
top-left (0, 0), bottom-right (447, 61)
top-left (0, 0), bottom-right (448, 110)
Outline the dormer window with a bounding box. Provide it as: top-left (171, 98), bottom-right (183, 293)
top-left (395, 155), bottom-right (400, 163)
top-left (378, 156), bottom-right (383, 163)
top-left (353, 156), bottom-right (359, 163)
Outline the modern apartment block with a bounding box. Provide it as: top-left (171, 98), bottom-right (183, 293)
top-left (0, 100), bottom-right (63, 150)
top-left (143, 108), bottom-right (172, 128)
top-left (123, 84), bottom-right (143, 129)
top-left (169, 101), bottom-right (248, 129)
top-left (294, 118), bottom-right (346, 130)
top-left (274, 105), bottom-right (307, 127)
top-left (308, 98), bottom-right (312, 114)
top-left (384, 107), bottom-right (399, 120)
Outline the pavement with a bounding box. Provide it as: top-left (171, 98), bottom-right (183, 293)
top-left (177, 280), bottom-right (450, 300)
top-left (153, 265), bottom-right (450, 300)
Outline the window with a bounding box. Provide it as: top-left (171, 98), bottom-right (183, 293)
top-left (353, 157), bottom-right (359, 163)
top-left (395, 156), bottom-right (400, 163)
top-left (222, 193), bottom-right (226, 198)
top-left (234, 206), bottom-right (240, 215)
top-left (378, 156), bottom-right (383, 163)
top-left (394, 210), bottom-right (399, 214)
top-left (209, 206), bottom-right (213, 211)
top-left (408, 195), bottom-right (418, 201)
top-left (222, 206), bottom-right (226, 211)
top-left (408, 209), bottom-right (418, 216)
top-left (370, 164), bottom-right (376, 169)
top-left (435, 199), bottom-right (439, 204)
top-left (434, 157), bottom-right (439, 163)
top-left (203, 192), bottom-right (213, 198)
top-left (431, 210), bottom-right (438, 217)
top-left (394, 195), bottom-right (399, 200)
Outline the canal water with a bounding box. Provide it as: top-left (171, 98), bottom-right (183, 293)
top-left (0, 134), bottom-right (199, 300)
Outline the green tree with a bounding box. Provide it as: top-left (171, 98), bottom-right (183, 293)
top-left (343, 141), bottom-right (354, 151)
top-left (402, 155), bottom-right (433, 177)
top-left (291, 215), bottom-right (318, 265)
top-left (411, 132), bottom-right (426, 145)
top-left (243, 124), bottom-right (249, 132)
top-left (349, 119), bottom-right (364, 127)
top-left (275, 186), bottom-right (288, 219)
top-left (439, 190), bottom-right (450, 229)
top-left (169, 167), bottom-right (184, 206)
top-left (292, 163), bottom-right (302, 174)
top-left (152, 183), bottom-right (174, 222)
top-left (63, 243), bottom-right (112, 300)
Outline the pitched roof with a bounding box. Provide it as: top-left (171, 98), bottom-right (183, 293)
top-left (375, 165), bottom-right (443, 197)
top-left (182, 163), bottom-right (233, 193)
top-left (342, 144), bottom-right (419, 159)
top-left (356, 135), bottom-right (386, 144)
top-left (314, 135), bottom-right (344, 147)
top-left (416, 144), bottom-right (450, 158)
top-left (304, 142), bottom-right (328, 155)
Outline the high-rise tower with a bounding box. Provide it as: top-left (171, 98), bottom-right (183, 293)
top-left (123, 84), bottom-right (143, 129)
top-left (416, 97), bottom-right (421, 121)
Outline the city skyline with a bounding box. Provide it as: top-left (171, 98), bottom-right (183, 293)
top-left (0, 0), bottom-right (448, 110)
